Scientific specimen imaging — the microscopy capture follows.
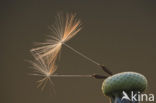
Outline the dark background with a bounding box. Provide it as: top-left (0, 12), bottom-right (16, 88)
top-left (1, 0), bottom-right (156, 103)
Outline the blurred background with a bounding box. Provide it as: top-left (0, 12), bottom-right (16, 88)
top-left (1, 0), bottom-right (156, 103)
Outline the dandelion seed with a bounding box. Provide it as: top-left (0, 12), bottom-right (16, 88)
top-left (30, 13), bottom-right (111, 89)
top-left (30, 13), bottom-right (82, 89)
top-left (31, 13), bottom-right (81, 75)
top-left (30, 53), bottom-right (56, 89)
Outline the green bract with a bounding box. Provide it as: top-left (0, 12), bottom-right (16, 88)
top-left (102, 72), bottom-right (147, 96)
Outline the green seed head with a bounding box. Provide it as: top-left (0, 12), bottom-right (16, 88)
top-left (102, 72), bottom-right (147, 96)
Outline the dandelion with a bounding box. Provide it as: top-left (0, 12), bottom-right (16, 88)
top-left (29, 13), bottom-right (148, 103)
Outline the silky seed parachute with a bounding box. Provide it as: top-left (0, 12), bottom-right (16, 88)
top-left (31, 13), bottom-right (81, 75)
top-left (30, 13), bottom-right (111, 89)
